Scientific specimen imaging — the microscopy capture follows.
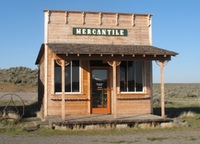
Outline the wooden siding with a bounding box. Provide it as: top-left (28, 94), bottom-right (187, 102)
top-left (115, 61), bottom-right (152, 114)
top-left (46, 11), bottom-right (151, 45)
top-left (117, 99), bottom-right (151, 114)
top-left (45, 57), bottom-right (152, 116)
top-left (38, 10), bottom-right (155, 117)
top-left (46, 50), bottom-right (90, 115)
top-left (38, 54), bottom-right (45, 117)
top-left (47, 100), bottom-right (88, 115)
top-left (45, 58), bottom-right (151, 115)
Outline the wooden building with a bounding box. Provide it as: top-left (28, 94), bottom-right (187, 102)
top-left (35, 10), bottom-right (178, 120)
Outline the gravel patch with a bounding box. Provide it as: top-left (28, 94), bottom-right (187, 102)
top-left (1, 130), bottom-right (200, 144)
top-left (0, 92), bottom-right (37, 101)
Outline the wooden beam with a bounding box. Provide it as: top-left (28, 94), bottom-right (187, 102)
top-left (57, 54), bottom-right (172, 61)
top-left (61, 60), bottom-right (65, 120)
top-left (160, 61), bottom-right (165, 118)
top-left (65, 11), bottom-right (68, 24)
top-left (132, 14), bottom-right (135, 26)
top-left (113, 61), bottom-right (117, 118)
top-left (44, 45), bottom-right (48, 117)
top-left (99, 12), bottom-right (102, 25)
top-left (48, 10), bottom-right (51, 24)
top-left (107, 61), bottom-right (121, 119)
top-left (82, 12), bottom-right (85, 25)
top-left (159, 61), bottom-right (165, 118)
top-left (156, 60), bottom-right (168, 118)
top-left (116, 13), bottom-right (119, 26)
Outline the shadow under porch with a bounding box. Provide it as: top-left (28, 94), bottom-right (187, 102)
top-left (45, 114), bottom-right (172, 130)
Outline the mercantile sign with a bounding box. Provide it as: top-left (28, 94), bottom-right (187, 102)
top-left (73, 27), bottom-right (128, 36)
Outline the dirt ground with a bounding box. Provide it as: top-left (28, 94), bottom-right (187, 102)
top-left (0, 92), bottom-right (37, 101)
top-left (1, 129), bottom-right (200, 144)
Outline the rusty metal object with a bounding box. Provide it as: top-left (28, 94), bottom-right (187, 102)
top-left (0, 93), bottom-right (25, 122)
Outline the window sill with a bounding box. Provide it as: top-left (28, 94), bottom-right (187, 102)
top-left (54, 92), bottom-right (81, 95)
top-left (120, 92), bottom-right (147, 94)
top-left (117, 96), bottom-right (150, 100)
top-left (50, 98), bottom-right (88, 101)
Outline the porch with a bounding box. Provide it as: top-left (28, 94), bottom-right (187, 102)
top-left (45, 114), bottom-right (172, 130)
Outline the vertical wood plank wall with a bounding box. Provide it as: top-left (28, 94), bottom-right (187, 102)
top-left (47, 11), bottom-right (151, 45)
top-left (38, 10), bottom-right (153, 116)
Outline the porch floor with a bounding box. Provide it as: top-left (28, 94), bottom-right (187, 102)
top-left (45, 114), bottom-right (172, 129)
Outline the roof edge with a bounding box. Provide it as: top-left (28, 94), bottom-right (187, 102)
top-left (47, 43), bottom-right (178, 56)
top-left (35, 44), bottom-right (45, 65)
top-left (43, 9), bottom-right (153, 16)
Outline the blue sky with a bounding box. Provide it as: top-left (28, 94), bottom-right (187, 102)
top-left (0, 0), bottom-right (200, 83)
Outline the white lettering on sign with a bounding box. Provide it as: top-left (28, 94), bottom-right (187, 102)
top-left (76, 29), bottom-right (81, 34)
top-left (73, 28), bottom-right (128, 36)
top-left (82, 29), bottom-right (86, 34)
top-left (120, 30), bottom-right (124, 35)
top-left (87, 29), bottom-right (91, 34)
top-left (102, 29), bottom-right (106, 35)
top-left (107, 30), bottom-right (111, 35)
top-left (92, 29), bottom-right (96, 35)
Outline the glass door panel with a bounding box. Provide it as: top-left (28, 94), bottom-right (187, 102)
top-left (91, 68), bottom-right (110, 114)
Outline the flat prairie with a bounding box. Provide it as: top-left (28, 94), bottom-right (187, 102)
top-left (0, 83), bottom-right (200, 144)
top-left (153, 83), bottom-right (200, 118)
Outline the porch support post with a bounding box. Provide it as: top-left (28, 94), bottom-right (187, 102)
top-left (156, 60), bottom-right (168, 118)
top-left (160, 61), bottom-right (165, 118)
top-left (61, 60), bottom-right (65, 120)
top-left (107, 61), bottom-right (121, 119)
top-left (113, 61), bottom-right (117, 119)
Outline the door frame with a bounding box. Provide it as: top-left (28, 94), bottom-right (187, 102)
top-left (90, 67), bottom-right (111, 114)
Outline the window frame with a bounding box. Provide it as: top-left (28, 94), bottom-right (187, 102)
top-left (120, 60), bottom-right (144, 94)
top-left (54, 60), bottom-right (81, 94)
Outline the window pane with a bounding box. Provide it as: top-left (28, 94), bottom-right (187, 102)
top-left (65, 64), bottom-right (71, 92)
top-left (72, 60), bottom-right (79, 92)
top-left (136, 61), bottom-right (143, 91)
top-left (55, 60), bottom-right (80, 93)
top-left (120, 61), bottom-right (126, 92)
top-left (54, 62), bottom-right (61, 92)
top-left (120, 61), bottom-right (143, 92)
top-left (65, 60), bottom-right (80, 92)
top-left (128, 61), bottom-right (135, 92)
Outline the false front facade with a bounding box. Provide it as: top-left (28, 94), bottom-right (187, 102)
top-left (35, 10), bottom-right (178, 120)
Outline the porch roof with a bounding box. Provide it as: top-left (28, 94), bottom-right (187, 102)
top-left (48, 43), bottom-right (178, 55)
top-left (35, 43), bottom-right (178, 64)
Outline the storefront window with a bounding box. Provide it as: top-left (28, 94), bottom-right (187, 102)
top-left (54, 60), bottom-right (80, 93)
top-left (120, 61), bottom-right (143, 92)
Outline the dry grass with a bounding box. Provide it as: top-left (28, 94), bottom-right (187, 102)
top-left (0, 83), bottom-right (37, 92)
top-left (179, 111), bottom-right (197, 118)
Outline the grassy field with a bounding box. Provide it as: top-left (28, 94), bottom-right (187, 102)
top-left (153, 83), bottom-right (200, 118)
top-left (0, 83), bottom-right (200, 135)
top-left (0, 83), bottom-right (37, 92)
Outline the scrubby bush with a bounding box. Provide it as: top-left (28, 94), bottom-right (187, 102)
top-left (0, 67), bottom-right (38, 86)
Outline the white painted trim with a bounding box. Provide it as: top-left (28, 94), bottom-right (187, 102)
top-left (149, 16), bottom-right (152, 45)
top-left (44, 44), bottom-right (48, 117)
top-left (44, 11), bottom-right (49, 43)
